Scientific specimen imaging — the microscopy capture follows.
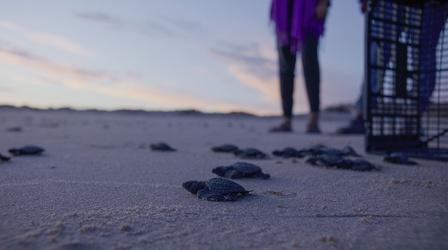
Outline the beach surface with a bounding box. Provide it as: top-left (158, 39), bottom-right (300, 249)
top-left (0, 109), bottom-right (447, 250)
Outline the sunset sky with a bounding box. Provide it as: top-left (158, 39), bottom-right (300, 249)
top-left (0, 0), bottom-right (365, 115)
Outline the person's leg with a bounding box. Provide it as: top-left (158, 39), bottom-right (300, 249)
top-left (336, 31), bottom-right (386, 134)
top-left (270, 43), bottom-right (297, 132)
top-left (336, 89), bottom-right (365, 134)
top-left (419, 8), bottom-right (448, 110)
top-left (301, 33), bottom-right (321, 133)
top-left (279, 45), bottom-right (296, 119)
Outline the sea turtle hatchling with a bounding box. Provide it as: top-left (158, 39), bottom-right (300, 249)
top-left (182, 178), bottom-right (251, 202)
top-left (0, 153), bottom-right (10, 162)
top-left (150, 142), bottom-right (176, 152)
top-left (9, 145), bottom-right (45, 156)
top-left (350, 159), bottom-right (380, 171)
top-left (303, 145), bottom-right (360, 157)
top-left (211, 144), bottom-right (240, 153)
top-left (306, 154), bottom-right (378, 171)
top-left (212, 162), bottom-right (270, 179)
top-left (272, 147), bottom-right (306, 158)
top-left (6, 126), bottom-right (22, 133)
top-left (233, 148), bottom-right (268, 159)
top-left (383, 152), bottom-right (417, 165)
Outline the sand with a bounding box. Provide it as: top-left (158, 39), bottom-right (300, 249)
top-left (0, 109), bottom-right (447, 250)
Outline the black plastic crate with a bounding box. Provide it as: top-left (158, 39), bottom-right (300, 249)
top-left (364, 0), bottom-right (448, 161)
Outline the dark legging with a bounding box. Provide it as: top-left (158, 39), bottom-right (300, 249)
top-left (278, 34), bottom-right (320, 118)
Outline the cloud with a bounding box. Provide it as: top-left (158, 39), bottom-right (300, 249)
top-left (0, 45), bottom-right (257, 113)
top-left (28, 32), bottom-right (91, 57)
top-left (209, 42), bottom-right (279, 102)
top-left (75, 11), bottom-right (206, 39)
top-left (0, 21), bottom-right (92, 57)
top-left (228, 65), bottom-right (278, 101)
top-left (75, 12), bottom-right (122, 26)
top-left (75, 11), bottom-right (174, 37)
top-left (162, 16), bottom-right (204, 34)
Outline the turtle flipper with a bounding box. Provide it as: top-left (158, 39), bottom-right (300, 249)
top-left (197, 188), bottom-right (229, 202)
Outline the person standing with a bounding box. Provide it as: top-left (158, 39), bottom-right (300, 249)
top-left (270, 0), bottom-right (330, 133)
top-left (336, 0), bottom-right (448, 134)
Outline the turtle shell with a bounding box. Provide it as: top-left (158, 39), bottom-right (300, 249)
top-left (211, 144), bottom-right (239, 153)
top-left (307, 155), bottom-right (378, 171)
top-left (212, 162), bottom-right (270, 179)
top-left (233, 148), bottom-right (267, 159)
top-left (150, 142), bottom-right (176, 152)
top-left (182, 181), bottom-right (206, 194)
top-left (272, 147), bottom-right (305, 158)
top-left (341, 146), bottom-right (361, 157)
top-left (183, 178), bottom-right (250, 202)
top-left (306, 154), bottom-right (345, 167)
top-left (230, 162), bottom-right (262, 174)
top-left (304, 145), bottom-right (354, 157)
top-left (8, 145), bottom-right (45, 156)
top-left (206, 178), bottom-right (249, 195)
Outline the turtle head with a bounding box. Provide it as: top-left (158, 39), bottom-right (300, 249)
top-left (182, 181), bottom-right (206, 194)
top-left (212, 166), bottom-right (227, 177)
top-left (8, 148), bottom-right (20, 156)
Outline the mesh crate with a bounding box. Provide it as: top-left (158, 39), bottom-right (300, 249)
top-left (364, 0), bottom-right (448, 161)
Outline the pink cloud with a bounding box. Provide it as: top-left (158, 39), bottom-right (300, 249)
top-left (0, 46), bottom-right (267, 114)
top-left (0, 21), bottom-right (92, 57)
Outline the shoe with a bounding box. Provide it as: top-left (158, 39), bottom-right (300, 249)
top-left (306, 112), bottom-right (321, 134)
top-left (269, 120), bottom-right (292, 133)
top-left (306, 123), bottom-right (321, 134)
top-left (336, 117), bottom-right (365, 134)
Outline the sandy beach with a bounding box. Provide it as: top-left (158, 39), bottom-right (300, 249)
top-left (0, 108), bottom-right (447, 250)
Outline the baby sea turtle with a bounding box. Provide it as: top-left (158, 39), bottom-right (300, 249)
top-left (306, 154), bottom-right (347, 167)
top-left (340, 146), bottom-right (361, 157)
top-left (233, 148), bottom-right (267, 159)
top-left (303, 145), bottom-right (360, 157)
top-left (182, 178), bottom-right (251, 202)
top-left (150, 142), bottom-right (176, 152)
top-left (305, 145), bottom-right (361, 157)
top-left (9, 145), bottom-right (45, 156)
top-left (350, 159), bottom-right (380, 171)
top-left (211, 144), bottom-right (240, 153)
top-left (306, 155), bottom-right (378, 171)
top-left (6, 126), bottom-right (22, 133)
top-left (272, 147), bottom-right (306, 158)
top-left (212, 162), bottom-right (270, 179)
top-left (0, 153), bottom-right (10, 162)
top-left (383, 152), bottom-right (417, 165)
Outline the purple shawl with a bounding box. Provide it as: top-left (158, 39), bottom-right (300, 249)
top-left (271, 0), bottom-right (326, 53)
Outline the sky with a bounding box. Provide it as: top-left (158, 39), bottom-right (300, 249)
top-left (0, 0), bottom-right (365, 115)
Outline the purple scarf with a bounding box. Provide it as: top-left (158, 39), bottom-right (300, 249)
top-left (271, 0), bottom-right (326, 53)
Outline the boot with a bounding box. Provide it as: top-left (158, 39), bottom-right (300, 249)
top-left (269, 117), bottom-right (292, 133)
top-left (306, 112), bottom-right (321, 134)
